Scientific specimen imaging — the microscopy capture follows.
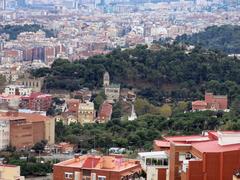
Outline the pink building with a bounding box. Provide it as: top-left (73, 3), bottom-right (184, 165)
top-left (192, 92), bottom-right (228, 111)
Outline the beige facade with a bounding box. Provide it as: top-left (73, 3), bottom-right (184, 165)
top-left (104, 84), bottom-right (120, 103)
top-left (78, 102), bottom-right (95, 124)
top-left (18, 78), bottom-right (44, 92)
top-left (233, 175), bottom-right (240, 180)
top-left (44, 118), bottom-right (55, 145)
top-left (0, 120), bottom-right (10, 150)
top-left (0, 165), bottom-right (25, 180)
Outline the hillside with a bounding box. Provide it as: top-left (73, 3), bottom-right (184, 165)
top-left (31, 44), bottom-right (240, 104)
top-left (175, 25), bottom-right (240, 54)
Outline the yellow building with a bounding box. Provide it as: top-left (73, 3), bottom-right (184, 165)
top-left (78, 102), bottom-right (95, 124)
top-left (0, 164), bottom-right (25, 180)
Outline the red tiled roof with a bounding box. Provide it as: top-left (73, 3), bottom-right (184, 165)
top-left (0, 112), bottom-right (50, 122)
top-left (17, 112), bottom-right (50, 122)
top-left (98, 102), bottom-right (112, 117)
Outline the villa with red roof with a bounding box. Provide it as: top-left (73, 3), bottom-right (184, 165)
top-left (53, 154), bottom-right (142, 180)
top-left (147, 131), bottom-right (240, 180)
top-left (97, 101), bottom-right (113, 123)
top-left (192, 92), bottom-right (228, 111)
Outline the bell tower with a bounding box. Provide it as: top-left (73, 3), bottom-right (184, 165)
top-left (103, 71), bottom-right (110, 87)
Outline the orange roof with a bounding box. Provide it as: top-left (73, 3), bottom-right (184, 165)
top-left (55, 155), bottom-right (140, 172)
top-left (0, 116), bottom-right (26, 121)
top-left (0, 112), bottom-right (50, 122)
top-left (17, 112), bottom-right (50, 122)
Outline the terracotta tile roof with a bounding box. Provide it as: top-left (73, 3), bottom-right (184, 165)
top-left (0, 112), bottom-right (50, 122)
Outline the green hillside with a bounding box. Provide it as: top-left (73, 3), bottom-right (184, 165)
top-left (176, 25), bottom-right (240, 54)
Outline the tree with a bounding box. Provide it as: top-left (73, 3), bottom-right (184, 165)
top-left (32, 140), bottom-right (47, 153)
top-left (231, 95), bottom-right (240, 117)
top-left (159, 104), bottom-right (172, 118)
top-left (112, 102), bottom-right (123, 119)
top-left (0, 74), bottom-right (6, 86)
top-left (94, 90), bottom-right (106, 110)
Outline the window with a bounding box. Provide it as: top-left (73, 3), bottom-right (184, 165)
top-left (98, 176), bottom-right (106, 180)
top-left (82, 177), bottom-right (91, 180)
top-left (65, 172), bottom-right (73, 179)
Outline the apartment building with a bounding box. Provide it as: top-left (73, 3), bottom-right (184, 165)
top-left (151, 131), bottom-right (240, 180)
top-left (20, 92), bottom-right (52, 111)
top-left (53, 155), bottom-right (142, 180)
top-left (0, 112), bottom-right (55, 149)
top-left (4, 85), bottom-right (32, 96)
top-left (0, 164), bottom-right (25, 180)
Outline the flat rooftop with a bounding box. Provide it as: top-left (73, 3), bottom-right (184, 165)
top-left (192, 140), bottom-right (240, 153)
top-left (163, 135), bottom-right (210, 143)
top-left (55, 155), bottom-right (140, 172)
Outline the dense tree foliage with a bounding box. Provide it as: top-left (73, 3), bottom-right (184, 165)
top-left (32, 44), bottom-right (240, 104)
top-left (176, 25), bottom-right (240, 54)
top-left (55, 110), bottom-right (232, 151)
top-left (0, 24), bottom-right (55, 40)
top-left (0, 151), bottom-right (53, 177)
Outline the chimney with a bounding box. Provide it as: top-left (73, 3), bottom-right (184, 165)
top-left (74, 154), bottom-right (81, 162)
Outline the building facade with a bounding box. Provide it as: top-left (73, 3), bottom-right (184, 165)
top-left (0, 164), bottom-right (25, 180)
top-left (0, 119), bottom-right (10, 150)
top-left (78, 102), bottom-right (95, 124)
top-left (53, 155), bottom-right (142, 180)
top-left (0, 112), bottom-right (55, 149)
top-left (18, 77), bottom-right (44, 92)
top-left (192, 92), bottom-right (228, 111)
top-left (20, 92), bottom-right (52, 111)
top-left (97, 101), bottom-right (112, 123)
top-left (152, 131), bottom-right (240, 180)
top-left (4, 85), bottom-right (32, 96)
top-left (104, 84), bottom-right (120, 103)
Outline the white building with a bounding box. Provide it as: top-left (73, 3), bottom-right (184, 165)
top-left (0, 94), bottom-right (21, 108)
top-left (4, 85), bottom-right (32, 96)
top-left (0, 119), bottom-right (10, 150)
top-left (138, 151), bottom-right (169, 180)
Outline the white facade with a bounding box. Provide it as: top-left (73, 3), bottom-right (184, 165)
top-left (0, 94), bottom-right (21, 107)
top-left (218, 131), bottom-right (240, 146)
top-left (4, 85), bottom-right (32, 96)
top-left (0, 120), bottom-right (10, 150)
top-left (138, 151), bottom-right (169, 180)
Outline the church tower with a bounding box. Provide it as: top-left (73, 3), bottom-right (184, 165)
top-left (103, 71), bottom-right (110, 87)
